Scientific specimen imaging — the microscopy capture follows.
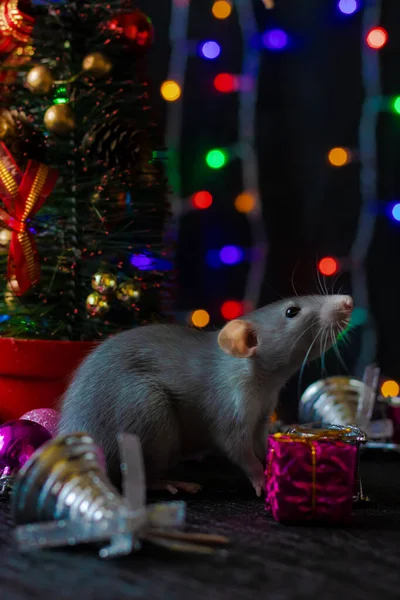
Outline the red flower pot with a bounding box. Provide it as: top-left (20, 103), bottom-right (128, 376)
top-left (0, 338), bottom-right (98, 422)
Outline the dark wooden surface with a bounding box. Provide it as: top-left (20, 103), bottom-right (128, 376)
top-left (0, 455), bottom-right (399, 600)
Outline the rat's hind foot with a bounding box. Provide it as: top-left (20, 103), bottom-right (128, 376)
top-left (148, 480), bottom-right (203, 495)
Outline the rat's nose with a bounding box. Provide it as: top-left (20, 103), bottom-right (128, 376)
top-left (340, 296), bottom-right (353, 313)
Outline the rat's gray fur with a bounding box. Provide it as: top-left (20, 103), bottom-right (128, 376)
top-left (59, 294), bottom-right (352, 493)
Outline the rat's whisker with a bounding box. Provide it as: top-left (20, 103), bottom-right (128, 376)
top-left (297, 327), bottom-right (323, 400)
top-left (291, 260), bottom-right (300, 298)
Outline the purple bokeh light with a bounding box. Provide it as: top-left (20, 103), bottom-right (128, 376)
top-left (130, 254), bottom-right (153, 269)
top-left (200, 41), bottom-right (221, 60)
top-left (262, 29), bottom-right (289, 51)
top-left (219, 245), bottom-right (244, 265)
top-left (338, 0), bottom-right (358, 15)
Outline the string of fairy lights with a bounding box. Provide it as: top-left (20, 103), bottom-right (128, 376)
top-left (159, 0), bottom-right (400, 397)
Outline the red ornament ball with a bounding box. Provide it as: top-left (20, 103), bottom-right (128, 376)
top-left (108, 10), bottom-right (154, 54)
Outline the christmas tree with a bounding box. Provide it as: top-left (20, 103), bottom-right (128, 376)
top-left (0, 0), bottom-right (172, 342)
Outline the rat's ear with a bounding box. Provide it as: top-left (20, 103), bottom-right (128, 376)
top-left (217, 320), bottom-right (258, 358)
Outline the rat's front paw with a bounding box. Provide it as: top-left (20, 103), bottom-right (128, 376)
top-left (252, 477), bottom-right (265, 497)
top-left (249, 466), bottom-right (265, 497)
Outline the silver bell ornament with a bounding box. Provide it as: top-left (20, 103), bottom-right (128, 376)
top-left (299, 365), bottom-right (380, 431)
top-left (12, 432), bottom-right (228, 558)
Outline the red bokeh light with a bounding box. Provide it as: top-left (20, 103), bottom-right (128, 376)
top-left (366, 27), bottom-right (388, 49)
top-left (221, 300), bottom-right (244, 320)
top-left (318, 257), bottom-right (338, 277)
top-left (214, 73), bottom-right (236, 93)
top-left (191, 191), bottom-right (213, 209)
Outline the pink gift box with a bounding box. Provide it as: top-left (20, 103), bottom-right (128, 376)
top-left (265, 433), bottom-right (357, 523)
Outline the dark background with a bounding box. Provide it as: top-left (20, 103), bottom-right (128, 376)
top-left (143, 0), bottom-right (400, 420)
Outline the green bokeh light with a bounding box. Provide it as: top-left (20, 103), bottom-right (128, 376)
top-left (206, 149), bottom-right (227, 169)
top-left (337, 307), bottom-right (368, 342)
top-left (393, 96), bottom-right (400, 115)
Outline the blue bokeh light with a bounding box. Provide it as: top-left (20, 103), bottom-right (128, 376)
top-left (391, 203), bottom-right (400, 222)
top-left (262, 29), bottom-right (289, 51)
top-left (200, 41), bottom-right (221, 60)
top-left (338, 0), bottom-right (358, 15)
top-left (219, 245), bottom-right (244, 265)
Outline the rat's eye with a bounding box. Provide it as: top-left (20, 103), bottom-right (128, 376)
top-left (286, 306), bottom-right (301, 319)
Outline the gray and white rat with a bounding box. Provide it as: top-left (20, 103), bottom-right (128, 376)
top-left (58, 294), bottom-right (353, 496)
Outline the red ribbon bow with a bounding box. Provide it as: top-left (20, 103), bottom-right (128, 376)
top-left (0, 143), bottom-right (58, 295)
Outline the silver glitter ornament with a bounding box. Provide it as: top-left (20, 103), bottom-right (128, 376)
top-left (12, 433), bottom-right (228, 558)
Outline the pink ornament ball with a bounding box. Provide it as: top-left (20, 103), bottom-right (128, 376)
top-left (20, 408), bottom-right (60, 438)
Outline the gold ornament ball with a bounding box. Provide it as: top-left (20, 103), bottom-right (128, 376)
top-left (44, 104), bottom-right (76, 136)
top-left (116, 280), bottom-right (140, 306)
top-left (26, 65), bottom-right (54, 95)
top-left (0, 109), bottom-right (17, 141)
top-left (82, 52), bottom-right (113, 79)
top-left (4, 277), bottom-right (20, 308)
top-left (0, 228), bottom-right (12, 255)
top-left (91, 271), bottom-right (117, 295)
top-left (86, 292), bottom-right (110, 318)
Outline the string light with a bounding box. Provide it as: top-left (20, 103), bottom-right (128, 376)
top-left (212, 0), bottom-right (232, 19)
top-left (214, 73), bottom-right (237, 92)
top-left (191, 191), bottom-right (213, 209)
top-left (381, 380), bottom-right (400, 398)
top-left (206, 149), bottom-right (228, 169)
top-left (160, 80), bottom-right (181, 102)
top-left (262, 29), bottom-right (289, 50)
top-left (221, 300), bottom-right (244, 320)
top-left (391, 203), bottom-right (400, 222)
top-left (235, 191), bottom-right (256, 213)
top-left (392, 96), bottom-right (400, 115)
top-left (200, 41), bottom-right (221, 60)
top-left (318, 257), bottom-right (338, 276)
top-left (338, 0), bottom-right (358, 15)
top-left (366, 27), bottom-right (388, 50)
top-left (191, 309), bottom-right (210, 328)
top-left (328, 147), bottom-right (350, 167)
top-left (219, 245), bottom-right (244, 265)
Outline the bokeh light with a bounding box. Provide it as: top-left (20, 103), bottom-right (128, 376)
top-left (191, 309), bottom-right (210, 328)
top-left (366, 27), bottom-right (388, 49)
top-left (391, 203), bottom-right (400, 221)
top-left (214, 73), bottom-right (236, 92)
top-left (393, 96), bottom-right (400, 114)
top-left (200, 41), bottom-right (221, 60)
top-left (338, 0), bottom-right (358, 14)
top-left (219, 245), bottom-right (244, 265)
top-left (192, 190), bottom-right (213, 209)
top-left (262, 29), bottom-right (289, 50)
top-left (328, 147), bottom-right (350, 167)
top-left (318, 257), bottom-right (338, 276)
top-left (160, 80), bottom-right (181, 102)
top-left (235, 191), bottom-right (256, 213)
top-left (381, 380), bottom-right (400, 398)
top-left (130, 254), bottom-right (153, 269)
top-left (206, 148), bottom-right (228, 169)
top-left (212, 0), bottom-right (232, 19)
top-left (221, 300), bottom-right (244, 320)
